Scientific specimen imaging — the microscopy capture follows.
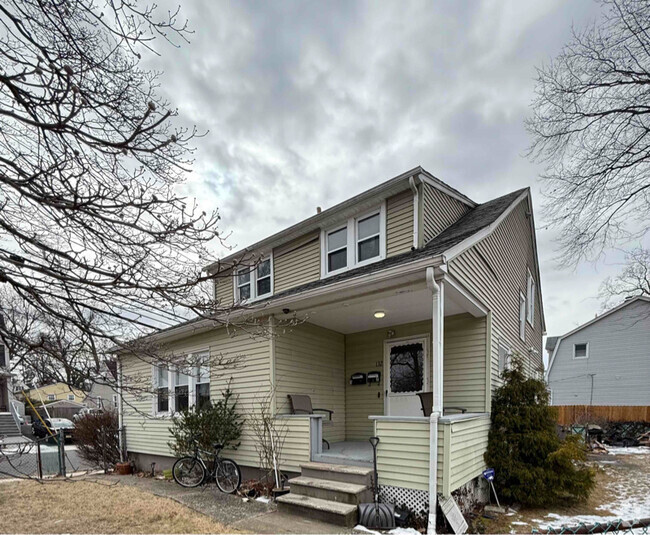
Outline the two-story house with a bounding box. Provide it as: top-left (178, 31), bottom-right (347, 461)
top-left (546, 296), bottom-right (650, 413)
top-left (118, 166), bottom-right (545, 529)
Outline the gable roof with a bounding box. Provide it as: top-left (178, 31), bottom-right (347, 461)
top-left (205, 166), bottom-right (476, 271)
top-left (545, 296), bottom-right (650, 379)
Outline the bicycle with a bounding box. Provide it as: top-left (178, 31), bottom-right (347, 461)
top-left (172, 441), bottom-right (241, 494)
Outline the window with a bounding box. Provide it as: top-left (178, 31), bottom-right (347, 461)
top-left (112, 394), bottom-right (118, 408)
top-left (322, 205), bottom-right (386, 276)
top-left (388, 342), bottom-right (425, 393)
top-left (519, 292), bottom-right (526, 341)
top-left (498, 339), bottom-right (511, 374)
top-left (527, 269), bottom-right (536, 325)
top-left (156, 366), bottom-right (169, 413)
top-left (67, 394), bottom-right (75, 401)
top-left (47, 394), bottom-right (55, 401)
top-left (235, 257), bottom-right (273, 301)
top-left (256, 259), bottom-right (272, 297)
top-left (573, 343), bottom-right (589, 359)
top-left (194, 355), bottom-right (210, 410)
top-left (175, 369), bottom-right (190, 412)
top-left (357, 213), bottom-right (380, 263)
top-left (236, 269), bottom-right (251, 300)
top-left (327, 226), bottom-right (348, 273)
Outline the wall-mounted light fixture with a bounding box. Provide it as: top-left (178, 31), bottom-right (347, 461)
top-left (373, 310), bottom-right (386, 319)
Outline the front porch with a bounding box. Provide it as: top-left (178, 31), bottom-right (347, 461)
top-left (273, 268), bottom-right (492, 499)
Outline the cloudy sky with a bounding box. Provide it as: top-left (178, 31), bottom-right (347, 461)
top-left (147, 0), bottom-right (635, 343)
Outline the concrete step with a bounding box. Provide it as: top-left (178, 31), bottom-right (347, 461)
top-left (276, 493), bottom-right (358, 527)
top-left (288, 476), bottom-right (372, 505)
top-left (300, 462), bottom-right (373, 486)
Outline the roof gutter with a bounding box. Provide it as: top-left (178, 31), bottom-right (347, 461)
top-left (120, 253), bottom-right (447, 350)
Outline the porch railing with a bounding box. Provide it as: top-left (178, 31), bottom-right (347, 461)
top-left (370, 413), bottom-right (490, 497)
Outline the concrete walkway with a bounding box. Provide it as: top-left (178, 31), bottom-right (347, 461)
top-left (90, 474), bottom-right (354, 534)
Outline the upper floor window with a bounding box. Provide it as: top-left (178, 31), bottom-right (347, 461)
top-left (322, 205), bottom-right (386, 277)
top-left (526, 269), bottom-right (536, 326)
top-left (235, 257), bottom-right (273, 302)
top-left (67, 394), bottom-right (75, 401)
top-left (519, 291), bottom-right (526, 341)
top-left (47, 394), bottom-right (55, 401)
top-left (573, 343), bottom-right (589, 359)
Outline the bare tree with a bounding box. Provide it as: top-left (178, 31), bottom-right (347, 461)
top-left (0, 1), bottom-right (257, 391)
top-left (599, 247), bottom-right (650, 306)
top-left (527, 0), bottom-right (650, 264)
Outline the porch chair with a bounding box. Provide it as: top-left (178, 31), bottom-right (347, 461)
top-left (417, 392), bottom-right (467, 417)
top-left (287, 394), bottom-right (333, 449)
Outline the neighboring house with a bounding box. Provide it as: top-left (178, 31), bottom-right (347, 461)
top-left (546, 296), bottom-right (650, 407)
top-left (22, 383), bottom-right (87, 405)
top-left (0, 332), bottom-right (21, 438)
top-left (84, 360), bottom-right (118, 410)
top-left (118, 166), bottom-right (545, 526)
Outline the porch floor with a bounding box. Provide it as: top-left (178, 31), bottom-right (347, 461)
top-left (313, 441), bottom-right (373, 468)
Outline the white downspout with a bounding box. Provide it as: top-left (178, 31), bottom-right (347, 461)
top-left (117, 359), bottom-right (124, 462)
top-left (426, 266), bottom-right (444, 534)
top-left (409, 176), bottom-right (420, 249)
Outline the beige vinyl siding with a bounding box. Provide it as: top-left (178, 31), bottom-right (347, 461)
top-left (274, 322), bottom-right (345, 443)
top-left (448, 198), bottom-right (544, 389)
top-left (421, 183), bottom-right (471, 245)
top-left (444, 314), bottom-right (488, 412)
top-left (273, 231), bottom-right (321, 294)
top-left (386, 190), bottom-right (414, 257)
top-left (122, 325), bottom-right (272, 468)
top-left (374, 419), bottom-right (438, 492)
top-left (278, 416), bottom-right (312, 473)
top-left (214, 269), bottom-right (234, 308)
top-left (345, 317), bottom-right (488, 440)
top-left (445, 415), bottom-right (490, 494)
top-left (345, 321), bottom-right (431, 440)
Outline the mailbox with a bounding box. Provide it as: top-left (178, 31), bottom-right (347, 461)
top-left (349, 373), bottom-right (367, 385)
top-left (367, 371), bottom-right (381, 384)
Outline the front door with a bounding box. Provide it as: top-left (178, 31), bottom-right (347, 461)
top-left (384, 336), bottom-right (428, 416)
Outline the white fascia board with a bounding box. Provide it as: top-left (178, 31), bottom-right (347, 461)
top-left (545, 296), bottom-right (650, 379)
top-left (417, 172), bottom-right (477, 208)
top-left (443, 190), bottom-right (529, 262)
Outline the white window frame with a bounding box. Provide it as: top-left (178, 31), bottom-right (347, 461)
top-left (47, 394), bottom-right (55, 401)
top-left (321, 203), bottom-right (386, 278)
top-left (519, 291), bottom-right (526, 341)
top-left (527, 269), bottom-right (536, 326)
top-left (194, 354), bottom-right (211, 410)
top-left (498, 339), bottom-right (512, 374)
top-left (234, 255), bottom-right (274, 303)
top-left (573, 342), bottom-right (589, 360)
top-left (152, 351), bottom-right (210, 416)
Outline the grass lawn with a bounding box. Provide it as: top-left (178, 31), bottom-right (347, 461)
top-left (0, 479), bottom-right (232, 534)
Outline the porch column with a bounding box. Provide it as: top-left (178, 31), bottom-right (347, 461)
top-left (426, 266), bottom-right (445, 534)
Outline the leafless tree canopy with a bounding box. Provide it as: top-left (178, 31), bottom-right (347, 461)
top-left (599, 247), bottom-right (650, 306)
top-left (527, 0), bottom-right (650, 264)
top-left (0, 1), bottom-right (240, 387)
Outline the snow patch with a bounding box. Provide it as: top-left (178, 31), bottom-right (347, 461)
top-left (606, 447), bottom-right (650, 456)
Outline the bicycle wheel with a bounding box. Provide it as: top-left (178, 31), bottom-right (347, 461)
top-left (215, 458), bottom-right (241, 494)
top-left (173, 457), bottom-right (206, 488)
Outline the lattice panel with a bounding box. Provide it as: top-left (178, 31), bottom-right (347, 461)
top-left (379, 485), bottom-right (429, 514)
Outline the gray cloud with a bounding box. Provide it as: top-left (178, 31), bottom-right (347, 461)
top-left (147, 0), bottom-right (623, 340)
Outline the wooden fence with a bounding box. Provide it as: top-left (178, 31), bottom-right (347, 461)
top-left (555, 405), bottom-right (650, 425)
